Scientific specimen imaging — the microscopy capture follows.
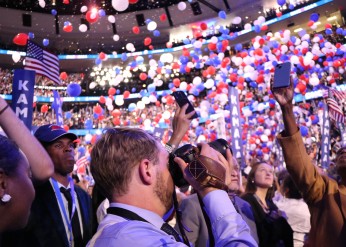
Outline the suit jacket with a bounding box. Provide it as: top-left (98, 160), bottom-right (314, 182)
top-left (278, 130), bottom-right (346, 247)
top-left (3, 180), bottom-right (93, 247)
top-left (175, 193), bottom-right (259, 247)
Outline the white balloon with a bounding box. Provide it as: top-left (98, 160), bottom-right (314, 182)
top-left (12, 52), bottom-right (21, 63)
top-left (85, 134), bottom-right (92, 142)
top-left (177, 1), bottom-right (187, 11)
top-left (232, 16), bottom-right (242, 25)
top-left (79, 24), bottom-right (88, 32)
top-left (115, 97), bottom-right (124, 106)
top-left (89, 82), bottom-right (97, 89)
top-left (210, 36), bottom-right (218, 44)
top-left (80, 6), bottom-right (88, 13)
top-left (39, 0), bottom-right (45, 8)
top-left (137, 101), bottom-right (145, 110)
top-left (244, 23), bottom-right (252, 30)
top-left (106, 97), bottom-right (113, 106)
top-left (112, 0), bottom-right (129, 12)
top-left (204, 79), bottom-right (214, 89)
top-left (193, 76), bottom-right (202, 85)
top-left (126, 43), bottom-right (134, 51)
top-left (194, 40), bottom-right (202, 49)
top-left (107, 104), bottom-right (114, 111)
top-left (179, 81), bottom-right (187, 90)
top-left (113, 34), bottom-right (120, 41)
top-left (163, 111), bottom-right (171, 119)
top-left (142, 96), bottom-right (150, 104)
top-left (108, 15), bottom-right (116, 23)
top-left (147, 21), bottom-right (157, 31)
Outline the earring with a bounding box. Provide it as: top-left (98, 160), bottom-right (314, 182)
top-left (1, 194), bottom-right (11, 203)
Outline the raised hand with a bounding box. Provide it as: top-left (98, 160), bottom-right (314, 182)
top-left (271, 78), bottom-right (294, 107)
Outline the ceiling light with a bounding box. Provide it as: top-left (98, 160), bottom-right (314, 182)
top-left (327, 16), bottom-right (337, 21)
top-left (294, 28), bottom-right (303, 33)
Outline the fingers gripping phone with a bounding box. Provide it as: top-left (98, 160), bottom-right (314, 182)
top-left (273, 62), bottom-right (292, 88)
top-left (172, 91), bottom-right (198, 119)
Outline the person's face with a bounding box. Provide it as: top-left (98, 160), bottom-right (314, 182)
top-left (46, 137), bottom-right (76, 176)
top-left (228, 157), bottom-right (240, 191)
top-left (6, 154), bottom-right (35, 230)
top-left (335, 146), bottom-right (346, 174)
top-left (153, 144), bottom-right (174, 213)
top-left (253, 163), bottom-right (274, 188)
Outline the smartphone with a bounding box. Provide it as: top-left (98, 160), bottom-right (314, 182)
top-left (273, 62), bottom-right (291, 88)
top-left (172, 91), bottom-right (198, 119)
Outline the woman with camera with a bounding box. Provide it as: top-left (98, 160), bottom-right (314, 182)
top-left (241, 162), bottom-right (293, 247)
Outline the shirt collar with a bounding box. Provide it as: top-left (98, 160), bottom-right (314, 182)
top-left (109, 202), bottom-right (164, 229)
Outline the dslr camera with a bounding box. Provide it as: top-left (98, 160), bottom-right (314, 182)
top-left (169, 139), bottom-right (231, 188)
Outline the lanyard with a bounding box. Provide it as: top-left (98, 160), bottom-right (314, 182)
top-left (52, 177), bottom-right (77, 246)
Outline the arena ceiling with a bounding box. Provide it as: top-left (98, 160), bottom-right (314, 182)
top-left (0, 0), bottom-right (345, 72)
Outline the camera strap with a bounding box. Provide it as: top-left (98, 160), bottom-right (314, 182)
top-left (197, 194), bottom-right (215, 247)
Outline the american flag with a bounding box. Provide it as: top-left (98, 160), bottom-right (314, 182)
top-left (329, 88), bottom-right (346, 104)
top-left (326, 89), bottom-right (345, 123)
top-left (25, 40), bottom-right (61, 85)
top-left (76, 156), bottom-right (89, 167)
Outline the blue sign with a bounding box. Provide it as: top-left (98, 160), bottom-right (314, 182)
top-left (11, 69), bottom-right (35, 130)
top-left (321, 102), bottom-right (331, 168)
top-left (52, 90), bottom-right (63, 126)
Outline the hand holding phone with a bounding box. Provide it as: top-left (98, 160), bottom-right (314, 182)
top-left (172, 91), bottom-right (198, 119)
top-left (273, 62), bottom-right (291, 89)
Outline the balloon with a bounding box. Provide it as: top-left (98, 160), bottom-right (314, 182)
top-left (113, 34), bottom-right (120, 41)
top-left (41, 104), bottom-right (48, 113)
top-left (128, 103), bottom-right (136, 112)
top-left (177, 1), bottom-right (187, 11)
top-left (112, 0), bottom-right (129, 11)
top-left (144, 37), bottom-right (151, 46)
top-left (63, 24), bottom-right (73, 32)
top-left (39, 0), bottom-right (45, 8)
top-left (129, 0), bottom-right (138, 3)
top-left (132, 26), bottom-right (140, 34)
top-left (159, 14), bottom-right (167, 22)
top-left (42, 38), bottom-right (49, 46)
top-left (13, 33), bottom-right (28, 46)
top-left (67, 83), bottom-right (82, 97)
top-left (51, 9), bottom-right (57, 15)
top-left (310, 13), bottom-right (319, 22)
top-left (277, 0), bottom-right (286, 6)
top-left (108, 15), bottom-right (115, 23)
top-left (86, 10), bottom-right (99, 23)
top-left (98, 9), bottom-right (106, 17)
top-left (60, 72), bottom-right (68, 80)
top-left (139, 72), bottom-right (147, 81)
top-left (200, 22), bottom-right (207, 30)
top-left (93, 105), bottom-right (102, 115)
top-left (99, 95), bottom-right (106, 104)
top-left (65, 111), bottom-right (72, 119)
top-left (80, 5), bottom-right (88, 13)
top-left (84, 119), bottom-right (93, 129)
top-left (123, 90), bottom-right (130, 99)
top-left (147, 21), bottom-right (157, 31)
top-left (218, 11), bottom-right (227, 19)
top-left (12, 52), bottom-right (21, 63)
top-left (79, 24), bottom-right (88, 32)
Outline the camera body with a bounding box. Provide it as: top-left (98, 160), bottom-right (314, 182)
top-left (169, 139), bottom-right (230, 188)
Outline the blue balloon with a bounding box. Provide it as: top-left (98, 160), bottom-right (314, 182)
top-left (28, 32), bottom-right (35, 39)
top-left (98, 9), bottom-right (106, 17)
top-left (288, 4), bottom-right (295, 10)
top-left (67, 83), bottom-right (82, 97)
top-left (128, 103), bottom-right (136, 112)
top-left (277, 0), bottom-right (285, 6)
top-left (131, 87), bottom-right (136, 93)
top-left (136, 56), bottom-right (144, 64)
top-left (153, 30), bottom-right (160, 37)
top-left (95, 58), bottom-right (102, 65)
top-left (116, 89), bottom-right (120, 94)
top-left (147, 84), bottom-right (156, 93)
top-left (65, 112), bottom-right (72, 119)
top-left (325, 28), bottom-right (333, 35)
top-left (121, 53), bottom-right (128, 61)
top-left (300, 126), bottom-right (309, 137)
top-left (51, 9), bottom-right (57, 16)
top-left (310, 13), bottom-right (319, 22)
top-left (218, 11), bottom-right (227, 19)
top-left (183, 38), bottom-right (190, 45)
top-left (145, 19), bottom-right (152, 24)
top-left (42, 38), bottom-right (49, 46)
top-left (168, 83), bottom-right (174, 89)
top-left (139, 89), bottom-right (147, 97)
top-left (254, 25), bottom-right (261, 33)
top-left (78, 146), bottom-right (86, 156)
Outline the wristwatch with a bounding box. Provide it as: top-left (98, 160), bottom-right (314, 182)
top-left (165, 143), bottom-right (176, 154)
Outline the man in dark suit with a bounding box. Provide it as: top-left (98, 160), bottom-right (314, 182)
top-left (175, 156), bottom-right (259, 247)
top-left (3, 124), bottom-right (93, 247)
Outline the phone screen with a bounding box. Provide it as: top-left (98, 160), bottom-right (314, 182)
top-left (273, 62), bottom-right (291, 88)
top-left (172, 91), bottom-right (198, 119)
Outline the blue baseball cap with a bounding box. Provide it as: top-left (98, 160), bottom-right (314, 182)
top-left (34, 124), bottom-right (77, 143)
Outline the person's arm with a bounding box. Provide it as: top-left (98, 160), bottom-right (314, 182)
top-left (0, 97), bottom-right (54, 181)
top-left (166, 104), bottom-right (195, 148)
top-left (271, 80), bottom-right (329, 203)
top-left (174, 145), bottom-right (257, 246)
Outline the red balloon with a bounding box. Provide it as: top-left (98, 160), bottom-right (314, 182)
top-left (60, 72), bottom-right (68, 80)
top-left (112, 118), bottom-right (121, 126)
top-left (108, 87), bottom-right (116, 96)
top-left (63, 25), bottom-right (73, 32)
top-left (200, 22), bottom-right (207, 30)
top-left (41, 104), bottom-right (49, 113)
top-left (144, 37), bottom-right (151, 46)
top-left (93, 105), bottom-right (102, 115)
top-left (63, 125), bottom-right (70, 131)
top-left (132, 26), bottom-right (140, 34)
top-left (99, 95), bottom-right (106, 104)
top-left (13, 33), bottom-right (28, 46)
top-left (99, 52), bottom-right (106, 60)
top-left (139, 72), bottom-right (147, 81)
top-left (86, 10), bottom-right (99, 24)
top-left (173, 78), bottom-right (180, 87)
top-left (123, 91), bottom-right (130, 99)
top-left (129, 0), bottom-right (138, 3)
top-left (159, 14), bottom-right (167, 22)
top-left (112, 109), bottom-right (121, 117)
